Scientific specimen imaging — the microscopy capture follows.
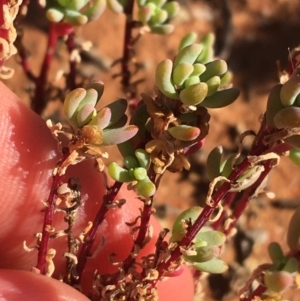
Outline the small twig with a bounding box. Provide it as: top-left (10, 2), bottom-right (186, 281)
top-left (36, 148), bottom-right (70, 274)
top-left (31, 22), bottom-right (58, 115)
top-left (66, 31), bottom-right (77, 91)
top-left (74, 181), bottom-right (123, 284)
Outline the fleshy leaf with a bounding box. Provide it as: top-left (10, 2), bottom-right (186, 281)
top-left (185, 245), bottom-right (220, 263)
top-left (273, 106), bottom-right (300, 129)
top-left (108, 162), bottom-right (131, 182)
top-left (135, 149), bottom-right (151, 169)
top-left (264, 271), bottom-right (294, 293)
top-left (133, 167), bottom-right (148, 181)
top-left (136, 178), bottom-right (156, 197)
top-left (280, 69), bottom-right (300, 106)
top-left (89, 107), bottom-right (112, 129)
top-left (107, 98), bottom-right (128, 126)
top-left (289, 148), bottom-right (300, 165)
top-left (193, 258), bottom-right (228, 274)
top-left (178, 32), bottom-right (198, 51)
top-left (179, 82), bottom-right (208, 105)
top-left (195, 230), bottom-right (226, 247)
top-left (200, 59), bottom-right (227, 82)
top-left (124, 156), bottom-right (140, 169)
top-left (200, 88), bottom-right (239, 108)
top-left (266, 84), bottom-right (285, 127)
top-left (168, 125), bottom-right (200, 141)
top-left (174, 44), bottom-right (203, 67)
top-left (206, 146), bottom-right (222, 180)
top-left (102, 125), bottom-right (138, 145)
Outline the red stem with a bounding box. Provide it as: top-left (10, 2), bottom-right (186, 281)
top-left (36, 149), bottom-right (69, 274)
top-left (240, 284), bottom-right (267, 301)
top-left (74, 181), bottom-right (123, 283)
top-left (121, 0), bottom-right (137, 103)
top-left (66, 31), bottom-right (77, 91)
top-left (31, 22), bottom-right (58, 115)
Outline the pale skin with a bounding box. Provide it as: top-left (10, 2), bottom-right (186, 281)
top-left (0, 82), bottom-right (194, 300)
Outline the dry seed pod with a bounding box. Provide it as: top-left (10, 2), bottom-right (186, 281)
top-left (280, 69), bottom-right (300, 106)
top-left (273, 106), bottom-right (300, 129)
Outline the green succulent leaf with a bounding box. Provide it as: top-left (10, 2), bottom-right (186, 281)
top-left (289, 148), bottom-right (300, 165)
top-left (200, 59), bottom-right (227, 82)
top-left (193, 258), bottom-right (228, 274)
top-left (266, 84), bottom-right (285, 127)
top-left (206, 146), bottom-right (223, 180)
top-left (155, 59), bottom-right (178, 99)
top-left (172, 63), bottom-right (194, 87)
top-left (280, 69), bottom-right (300, 106)
top-left (185, 245), bottom-right (220, 263)
top-left (179, 32), bottom-right (198, 51)
top-left (264, 271), bottom-right (294, 293)
top-left (123, 156), bottom-right (140, 169)
top-left (174, 44), bottom-right (203, 67)
top-left (273, 106), bottom-right (300, 129)
top-left (136, 177), bottom-right (156, 197)
top-left (200, 88), bottom-right (239, 109)
top-left (195, 230), bottom-right (226, 247)
top-left (108, 162), bottom-right (131, 182)
top-left (287, 205), bottom-right (300, 251)
top-left (179, 82), bottom-right (208, 106)
top-left (135, 149), bottom-right (151, 169)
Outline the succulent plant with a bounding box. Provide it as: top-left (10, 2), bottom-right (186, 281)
top-left (170, 207), bottom-right (228, 274)
top-left (137, 0), bottom-right (180, 34)
top-left (45, 0), bottom-right (106, 25)
top-left (155, 33), bottom-right (239, 107)
top-left (108, 149), bottom-right (156, 198)
top-left (263, 242), bottom-right (298, 293)
top-left (63, 81), bottom-right (138, 146)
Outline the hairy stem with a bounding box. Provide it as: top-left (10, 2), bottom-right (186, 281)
top-left (75, 181), bottom-right (123, 283)
top-left (36, 148), bottom-right (70, 274)
top-left (31, 22), bottom-right (58, 115)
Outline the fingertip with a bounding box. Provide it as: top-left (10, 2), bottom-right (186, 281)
top-left (0, 269), bottom-right (90, 301)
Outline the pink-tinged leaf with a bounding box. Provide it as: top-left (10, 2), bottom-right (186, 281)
top-left (86, 81), bottom-right (105, 101)
top-left (105, 115), bottom-right (127, 129)
top-left (77, 88), bottom-right (98, 111)
top-left (184, 138), bottom-right (205, 155)
top-left (264, 271), bottom-right (294, 293)
top-left (102, 125), bottom-right (138, 145)
top-left (77, 104), bottom-right (97, 127)
top-left (107, 98), bottom-right (128, 126)
top-left (168, 125), bottom-right (200, 141)
top-left (90, 107), bottom-right (112, 129)
top-left (64, 88), bottom-right (86, 120)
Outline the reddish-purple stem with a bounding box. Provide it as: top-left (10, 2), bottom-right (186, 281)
top-left (123, 198), bottom-right (153, 273)
top-left (31, 22), bottom-right (58, 115)
top-left (212, 191), bottom-right (237, 230)
top-left (75, 181), bottom-right (123, 283)
top-left (240, 284), bottom-right (267, 301)
top-left (121, 0), bottom-right (137, 102)
top-left (36, 149), bottom-right (69, 274)
top-left (66, 31), bottom-right (77, 91)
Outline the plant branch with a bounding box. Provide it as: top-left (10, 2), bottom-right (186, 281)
top-left (31, 22), bottom-right (58, 115)
top-left (36, 148), bottom-right (70, 274)
top-left (74, 180), bottom-right (123, 284)
top-left (66, 31), bottom-right (77, 91)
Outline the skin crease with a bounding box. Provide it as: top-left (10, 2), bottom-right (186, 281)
top-left (0, 82), bottom-right (194, 301)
